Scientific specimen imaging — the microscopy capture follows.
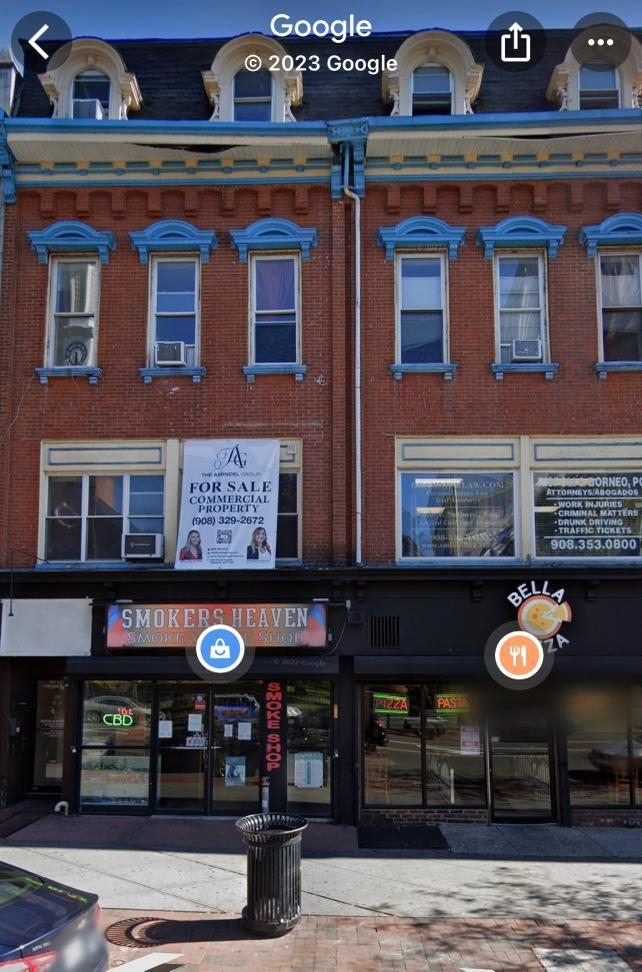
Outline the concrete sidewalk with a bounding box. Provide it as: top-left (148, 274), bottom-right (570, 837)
top-left (1, 815), bottom-right (641, 969)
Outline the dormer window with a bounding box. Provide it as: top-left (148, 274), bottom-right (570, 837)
top-left (382, 30), bottom-right (482, 117)
top-left (203, 35), bottom-right (302, 122)
top-left (72, 70), bottom-right (111, 119)
top-left (38, 38), bottom-right (141, 120)
top-left (412, 64), bottom-right (452, 115)
top-left (579, 62), bottom-right (619, 109)
top-left (233, 69), bottom-right (273, 121)
top-left (548, 34), bottom-right (642, 110)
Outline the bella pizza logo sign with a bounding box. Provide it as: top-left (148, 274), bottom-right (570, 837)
top-left (507, 581), bottom-right (572, 652)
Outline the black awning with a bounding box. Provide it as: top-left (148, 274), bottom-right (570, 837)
top-left (66, 653), bottom-right (338, 678)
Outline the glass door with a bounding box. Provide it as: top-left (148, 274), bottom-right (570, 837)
top-left (156, 686), bottom-right (209, 812)
top-left (489, 707), bottom-right (554, 821)
top-left (210, 685), bottom-right (261, 815)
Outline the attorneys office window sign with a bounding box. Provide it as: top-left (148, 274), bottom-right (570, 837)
top-left (107, 603), bottom-right (327, 649)
top-left (534, 473), bottom-right (642, 557)
top-left (401, 472), bottom-right (515, 558)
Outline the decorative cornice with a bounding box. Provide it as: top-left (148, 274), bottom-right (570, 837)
top-left (580, 213), bottom-right (642, 256)
top-left (378, 216), bottom-right (465, 260)
top-left (230, 218), bottom-right (318, 261)
top-left (0, 114), bottom-right (15, 203)
top-left (477, 216), bottom-right (567, 258)
top-left (130, 220), bottom-right (217, 263)
top-left (28, 220), bottom-right (115, 262)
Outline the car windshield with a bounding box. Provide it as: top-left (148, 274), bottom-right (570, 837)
top-left (0, 867), bottom-right (41, 905)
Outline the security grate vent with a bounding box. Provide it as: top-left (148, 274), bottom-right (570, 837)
top-left (369, 616), bottom-right (400, 648)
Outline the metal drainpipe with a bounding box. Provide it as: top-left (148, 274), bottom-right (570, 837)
top-left (342, 144), bottom-right (362, 565)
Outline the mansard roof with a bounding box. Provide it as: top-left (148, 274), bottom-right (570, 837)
top-left (13, 27), bottom-right (641, 121)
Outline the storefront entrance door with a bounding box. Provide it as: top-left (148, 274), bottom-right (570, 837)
top-left (489, 709), bottom-right (555, 821)
top-left (155, 684), bottom-right (262, 814)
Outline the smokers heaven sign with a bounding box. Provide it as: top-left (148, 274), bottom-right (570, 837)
top-left (107, 603), bottom-right (327, 649)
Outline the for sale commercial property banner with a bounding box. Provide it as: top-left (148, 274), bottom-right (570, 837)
top-left (175, 439), bottom-right (280, 570)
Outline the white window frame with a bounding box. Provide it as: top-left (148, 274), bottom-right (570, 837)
top-left (250, 253), bottom-right (300, 365)
top-left (596, 249), bottom-right (642, 363)
top-left (411, 63), bottom-right (453, 115)
top-left (494, 251), bottom-right (549, 363)
top-left (71, 69), bottom-right (111, 118)
top-left (395, 252), bottom-right (448, 364)
top-left (148, 255), bottom-right (201, 368)
top-left (578, 61), bottom-right (621, 110)
top-left (276, 470), bottom-right (301, 563)
top-left (44, 472), bottom-right (165, 563)
top-left (233, 69), bottom-right (274, 122)
top-left (46, 256), bottom-right (100, 368)
top-left (397, 469), bottom-right (519, 561)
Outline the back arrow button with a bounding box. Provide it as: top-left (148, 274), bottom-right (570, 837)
top-left (28, 23), bottom-right (50, 59)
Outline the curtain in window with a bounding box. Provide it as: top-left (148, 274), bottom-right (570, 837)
top-left (498, 258), bottom-right (541, 357)
top-left (256, 259), bottom-right (294, 310)
top-left (601, 255), bottom-right (642, 360)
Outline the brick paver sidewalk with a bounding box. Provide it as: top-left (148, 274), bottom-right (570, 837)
top-left (103, 912), bottom-right (642, 971)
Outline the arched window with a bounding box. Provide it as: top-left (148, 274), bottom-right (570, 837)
top-left (579, 61), bottom-right (619, 109)
top-left (547, 35), bottom-right (642, 110)
top-left (411, 64), bottom-right (452, 115)
top-left (38, 38), bottom-right (141, 119)
top-left (72, 70), bottom-right (111, 119)
top-left (233, 69), bottom-right (273, 121)
top-left (203, 35), bottom-right (302, 122)
top-left (382, 31), bottom-right (482, 116)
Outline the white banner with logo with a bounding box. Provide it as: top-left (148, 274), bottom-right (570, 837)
top-left (175, 439), bottom-right (280, 570)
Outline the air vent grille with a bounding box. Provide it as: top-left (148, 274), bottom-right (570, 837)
top-left (369, 616), bottom-right (400, 648)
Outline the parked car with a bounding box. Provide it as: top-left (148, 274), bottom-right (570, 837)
top-left (0, 861), bottom-right (108, 971)
top-left (588, 736), bottom-right (642, 773)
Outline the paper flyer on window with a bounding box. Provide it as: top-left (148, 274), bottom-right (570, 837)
top-left (175, 439), bottom-right (280, 570)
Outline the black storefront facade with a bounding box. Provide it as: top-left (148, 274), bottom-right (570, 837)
top-left (1, 566), bottom-right (641, 826)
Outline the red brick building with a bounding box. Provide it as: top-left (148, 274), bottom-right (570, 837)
top-left (0, 24), bottom-right (641, 826)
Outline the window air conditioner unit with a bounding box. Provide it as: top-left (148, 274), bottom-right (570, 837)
top-left (72, 98), bottom-right (104, 119)
top-left (512, 339), bottom-right (542, 361)
top-left (122, 533), bottom-right (164, 559)
top-left (155, 341), bottom-right (186, 366)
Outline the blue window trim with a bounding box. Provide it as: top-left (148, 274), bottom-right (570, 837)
top-left (580, 213), bottom-right (642, 256)
top-left (491, 362), bottom-right (560, 381)
top-left (243, 363), bottom-right (308, 382)
top-left (130, 220), bottom-right (217, 264)
top-left (477, 216), bottom-right (566, 259)
top-left (35, 366), bottom-right (102, 385)
top-left (139, 366), bottom-right (206, 384)
top-left (28, 221), bottom-right (115, 263)
top-left (230, 218), bottom-right (318, 261)
top-left (377, 216), bottom-right (466, 260)
top-left (389, 363), bottom-right (457, 380)
top-left (594, 361), bottom-right (642, 379)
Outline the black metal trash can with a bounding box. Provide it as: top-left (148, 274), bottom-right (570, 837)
top-left (236, 812), bottom-right (308, 936)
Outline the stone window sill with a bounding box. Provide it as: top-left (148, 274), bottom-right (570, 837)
top-left (389, 363), bottom-right (457, 380)
top-left (35, 367), bottom-right (102, 385)
top-left (243, 364), bottom-right (308, 383)
top-left (139, 367), bottom-right (206, 384)
top-left (594, 361), bottom-right (642, 380)
top-left (491, 362), bottom-right (559, 381)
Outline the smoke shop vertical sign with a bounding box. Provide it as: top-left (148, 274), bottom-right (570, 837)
top-left (175, 439), bottom-right (280, 570)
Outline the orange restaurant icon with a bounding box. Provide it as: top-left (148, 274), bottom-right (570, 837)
top-left (495, 630), bottom-right (544, 681)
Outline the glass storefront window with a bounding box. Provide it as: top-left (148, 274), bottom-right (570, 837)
top-left (400, 472), bottom-right (515, 558)
top-left (566, 688), bottom-right (631, 806)
top-left (362, 684), bottom-right (485, 808)
top-left (425, 686), bottom-right (485, 807)
top-left (287, 681), bottom-right (332, 815)
top-left (80, 681), bottom-right (152, 807)
top-left (363, 685), bottom-right (422, 806)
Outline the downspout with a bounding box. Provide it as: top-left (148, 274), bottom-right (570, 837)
top-left (342, 145), bottom-right (362, 565)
